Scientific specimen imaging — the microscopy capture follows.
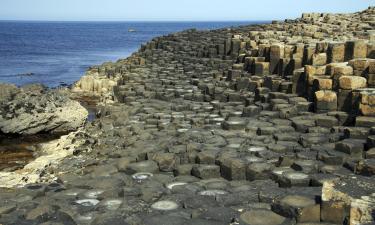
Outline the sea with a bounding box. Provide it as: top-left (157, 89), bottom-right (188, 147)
top-left (0, 21), bottom-right (267, 87)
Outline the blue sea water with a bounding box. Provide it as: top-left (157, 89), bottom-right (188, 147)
top-left (0, 21), bottom-right (266, 87)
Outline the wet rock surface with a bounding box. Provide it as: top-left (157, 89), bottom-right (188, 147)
top-left (1, 7), bottom-right (375, 225)
top-left (0, 133), bottom-right (61, 171)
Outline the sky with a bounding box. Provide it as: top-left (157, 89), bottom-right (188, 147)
top-left (0, 0), bottom-right (373, 21)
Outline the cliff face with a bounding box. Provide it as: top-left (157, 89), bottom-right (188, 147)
top-left (0, 7), bottom-right (374, 225)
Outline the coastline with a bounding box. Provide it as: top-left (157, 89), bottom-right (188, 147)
top-left (0, 21), bottom-right (256, 87)
top-left (0, 7), bottom-right (374, 225)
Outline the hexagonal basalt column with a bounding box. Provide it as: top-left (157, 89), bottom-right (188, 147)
top-left (272, 195), bottom-right (320, 223)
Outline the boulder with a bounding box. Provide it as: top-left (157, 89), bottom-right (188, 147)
top-left (322, 176), bottom-right (375, 225)
top-left (192, 165), bottom-right (220, 179)
top-left (246, 162), bottom-right (274, 181)
top-left (312, 77), bottom-right (332, 90)
top-left (327, 42), bottom-right (345, 63)
top-left (239, 209), bottom-right (290, 225)
top-left (72, 72), bottom-right (118, 94)
top-left (315, 90), bottom-right (337, 112)
top-left (126, 160), bottom-right (159, 174)
top-left (359, 103), bottom-right (375, 116)
top-left (152, 153), bottom-right (178, 172)
top-left (349, 59), bottom-right (370, 75)
top-left (278, 171), bottom-right (310, 187)
top-left (339, 76), bottom-right (367, 90)
top-left (0, 83), bottom-right (20, 101)
top-left (312, 53), bottom-right (327, 66)
top-left (270, 44), bottom-right (285, 74)
top-left (334, 65), bottom-right (354, 76)
top-left (345, 40), bottom-right (368, 60)
top-left (359, 89), bottom-right (375, 116)
top-left (355, 159), bottom-right (375, 176)
top-left (255, 62), bottom-right (270, 75)
top-left (335, 138), bottom-right (365, 159)
top-left (0, 85), bottom-right (88, 135)
top-left (220, 157), bottom-right (247, 180)
top-left (272, 195), bottom-right (320, 223)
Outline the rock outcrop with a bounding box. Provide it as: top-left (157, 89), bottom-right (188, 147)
top-left (322, 177), bottom-right (375, 225)
top-left (71, 63), bottom-right (122, 103)
top-left (0, 129), bottom-right (87, 188)
top-left (0, 85), bottom-right (88, 135)
top-left (0, 83), bottom-right (20, 101)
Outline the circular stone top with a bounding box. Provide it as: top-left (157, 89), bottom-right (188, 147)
top-left (102, 199), bottom-right (123, 206)
top-left (272, 167), bottom-right (293, 175)
top-left (240, 209), bottom-right (286, 225)
top-left (230, 111), bottom-right (243, 116)
top-left (177, 128), bottom-right (189, 133)
top-left (281, 195), bottom-right (315, 207)
top-left (284, 171), bottom-right (309, 180)
top-left (151, 200), bottom-right (179, 211)
top-left (134, 161), bottom-right (152, 167)
top-left (83, 189), bottom-right (104, 199)
top-left (226, 120), bottom-right (244, 125)
top-left (76, 199), bottom-right (100, 207)
top-left (76, 212), bottom-right (95, 223)
top-left (294, 160), bottom-right (315, 166)
top-left (132, 172), bottom-right (153, 180)
top-left (100, 199), bottom-right (123, 211)
top-left (248, 146), bottom-right (267, 152)
top-left (245, 156), bottom-right (265, 163)
top-left (227, 143), bottom-right (241, 148)
top-left (64, 189), bottom-right (82, 197)
top-left (198, 189), bottom-right (228, 196)
top-left (166, 182), bottom-right (188, 190)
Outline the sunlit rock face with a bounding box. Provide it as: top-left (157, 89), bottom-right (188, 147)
top-left (0, 85), bottom-right (88, 135)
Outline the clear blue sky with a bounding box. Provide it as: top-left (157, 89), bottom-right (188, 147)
top-left (0, 0), bottom-right (373, 21)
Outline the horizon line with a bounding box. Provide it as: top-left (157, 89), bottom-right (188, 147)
top-left (0, 19), bottom-right (277, 23)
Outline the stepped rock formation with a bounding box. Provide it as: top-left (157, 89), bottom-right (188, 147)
top-left (1, 7), bottom-right (375, 225)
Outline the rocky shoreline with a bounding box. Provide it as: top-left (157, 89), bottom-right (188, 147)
top-left (0, 7), bottom-right (374, 225)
